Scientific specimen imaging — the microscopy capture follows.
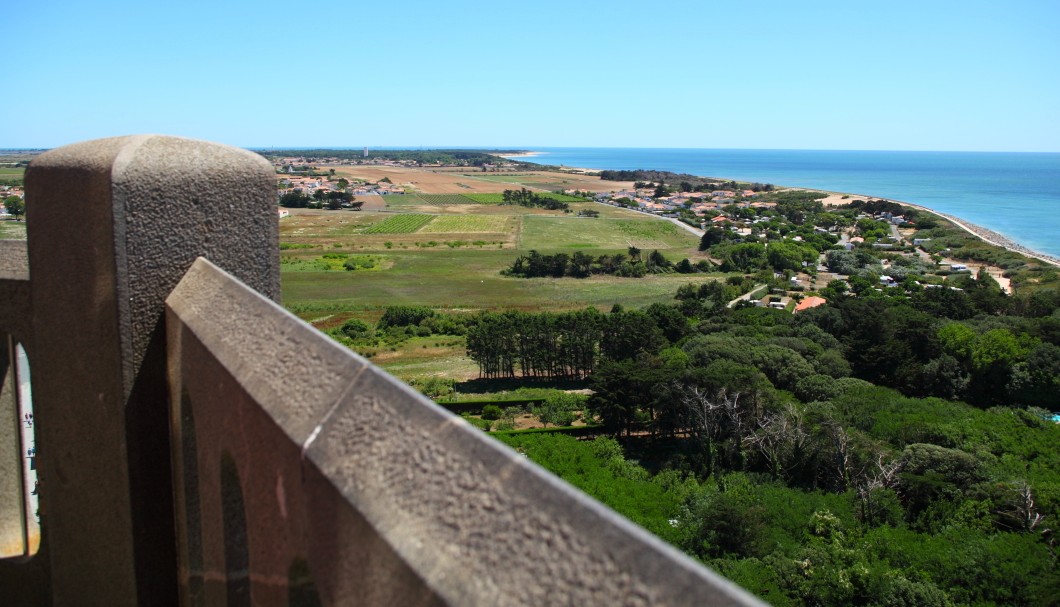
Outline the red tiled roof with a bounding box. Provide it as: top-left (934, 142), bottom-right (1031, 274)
top-left (794, 296), bottom-right (828, 313)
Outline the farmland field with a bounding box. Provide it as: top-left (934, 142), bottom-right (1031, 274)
top-left (418, 215), bottom-right (511, 233)
top-left (278, 165), bottom-right (714, 385)
top-left (461, 174), bottom-right (541, 186)
top-left (462, 192), bottom-right (585, 204)
top-left (282, 249), bottom-right (714, 315)
top-left (280, 253), bottom-right (385, 273)
top-left (418, 194), bottom-right (478, 205)
top-left (0, 221), bottom-right (26, 240)
top-left (520, 216), bottom-right (697, 251)
top-left (363, 214), bottom-right (435, 234)
top-left (462, 193), bottom-right (506, 203)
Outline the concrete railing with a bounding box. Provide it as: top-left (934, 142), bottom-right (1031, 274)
top-left (0, 135), bottom-right (764, 606)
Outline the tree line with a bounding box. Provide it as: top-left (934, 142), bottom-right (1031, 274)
top-left (258, 148), bottom-right (531, 167)
top-left (501, 188), bottom-right (569, 211)
top-left (504, 247), bottom-right (713, 278)
top-left (485, 278), bottom-right (1060, 605)
top-left (465, 305), bottom-right (694, 380)
top-left (464, 280), bottom-right (755, 381)
top-left (279, 189), bottom-right (363, 210)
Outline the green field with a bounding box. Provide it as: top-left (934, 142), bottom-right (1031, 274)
top-left (418, 215), bottom-right (510, 233)
top-left (417, 194), bottom-right (478, 205)
top-left (375, 194), bottom-right (434, 209)
top-left (280, 253), bottom-right (385, 273)
top-left (281, 206), bottom-right (705, 314)
top-left (462, 192), bottom-right (585, 204)
top-left (362, 213), bottom-right (435, 234)
top-left (0, 167), bottom-right (24, 179)
top-left (0, 220), bottom-right (26, 240)
top-left (280, 202), bottom-right (711, 382)
top-left (520, 216), bottom-right (696, 251)
top-left (368, 335), bottom-right (478, 379)
top-left (282, 248), bottom-right (713, 312)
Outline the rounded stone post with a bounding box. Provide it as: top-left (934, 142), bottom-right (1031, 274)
top-left (23, 135), bottom-right (279, 605)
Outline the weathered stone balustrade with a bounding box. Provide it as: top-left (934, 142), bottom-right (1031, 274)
top-left (0, 135), bottom-right (763, 606)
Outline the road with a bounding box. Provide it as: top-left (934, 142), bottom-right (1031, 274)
top-left (668, 217), bottom-right (704, 237)
top-left (727, 284), bottom-right (767, 308)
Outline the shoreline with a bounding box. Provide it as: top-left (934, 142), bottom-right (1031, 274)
top-left (512, 155), bottom-right (1060, 269)
top-left (799, 188), bottom-right (1060, 268)
top-left (895, 203), bottom-right (1060, 268)
top-left (494, 151), bottom-right (543, 158)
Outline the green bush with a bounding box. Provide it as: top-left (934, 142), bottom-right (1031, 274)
top-left (377, 305), bottom-right (434, 329)
top-left (408, 376), bottom-right (454, 400)
top-left (460, 414), bottom-right (491, 432)
top-left (481, 404), bottom-right (503, 421)
top-left (337, 318), bottom-right (370, 340)
top-left (342, 255), bottom-right (377, 271)
top-left (532, 392), bottom-right (585, 427)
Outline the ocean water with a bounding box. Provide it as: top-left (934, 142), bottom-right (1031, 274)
top-left (507, 148), bottom-right (1060, 259)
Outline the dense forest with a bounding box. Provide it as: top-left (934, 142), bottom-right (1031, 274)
top-left (482, 279), bottom-right (1060, 605)
top-left (455, 261), bottom-right (1060, 604)
top-left (360, 270), bottom-right (1060, 604)
top-left (320, 189), bottom-right (1060, 604)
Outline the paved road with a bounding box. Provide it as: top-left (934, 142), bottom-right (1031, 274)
top-left (727, 284), bottom-right (767, 308)
top-left (668, 217), bottom-right (704, 237)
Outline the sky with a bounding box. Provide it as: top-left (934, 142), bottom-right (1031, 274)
top-left (4, 0), bottom-right (1059, 152)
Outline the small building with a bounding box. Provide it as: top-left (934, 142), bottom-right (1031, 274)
top-left (794, 296), bottom-right (827, 314)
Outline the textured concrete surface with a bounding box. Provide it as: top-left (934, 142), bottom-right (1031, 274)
top-left (168, 258), bottom-right (764, 606)
top-left (168, 259), bottom-right (444, 606)
top-left (18, 135), bottom-right (279, 605)
top-left (0, 241), bottom-right (31, 351)
top-left (0, 239), bottom-right (29, 278)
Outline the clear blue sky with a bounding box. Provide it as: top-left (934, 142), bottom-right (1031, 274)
top-left (4, 0), bottom-right (1058, 151)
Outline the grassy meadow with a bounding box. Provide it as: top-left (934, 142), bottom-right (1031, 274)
top-left (0, 167), bottom-right (25, 179)
top-left (0, 220), bottom-right (26, 240)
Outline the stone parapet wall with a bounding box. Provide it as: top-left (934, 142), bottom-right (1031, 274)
top-left (166, 258), bottom-right (761, 606)
top-left (0, 135), bottom-right (763, 606)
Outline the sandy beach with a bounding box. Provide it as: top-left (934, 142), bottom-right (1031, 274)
top-left (493, 151), bottom-right (544, 158)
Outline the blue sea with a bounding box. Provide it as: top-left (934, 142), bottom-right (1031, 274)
top-left (505, 148), bottom-right (1060, 259)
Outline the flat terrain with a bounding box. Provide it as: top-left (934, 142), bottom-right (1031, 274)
top-left (334, 165), bottom-right (633, 195)
top-left (279, 166), bottom-right (711, 382)
top-left (0, 220), bottom-right (26, 239)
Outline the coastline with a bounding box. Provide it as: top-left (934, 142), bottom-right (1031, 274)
top-left (514, 154), bottom-right (1060, 269)
top-left (894, 201), bottom-right (1060, 268)
top-left (800, 188), bottom-right (1060, 268)
top-left (495, 151), bottom-right (543, 158)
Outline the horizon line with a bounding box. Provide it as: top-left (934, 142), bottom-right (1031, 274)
top-left (243, 145), bottom-right (1060, 154)
top-left (4, 144), bottom-right (1060, 155)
